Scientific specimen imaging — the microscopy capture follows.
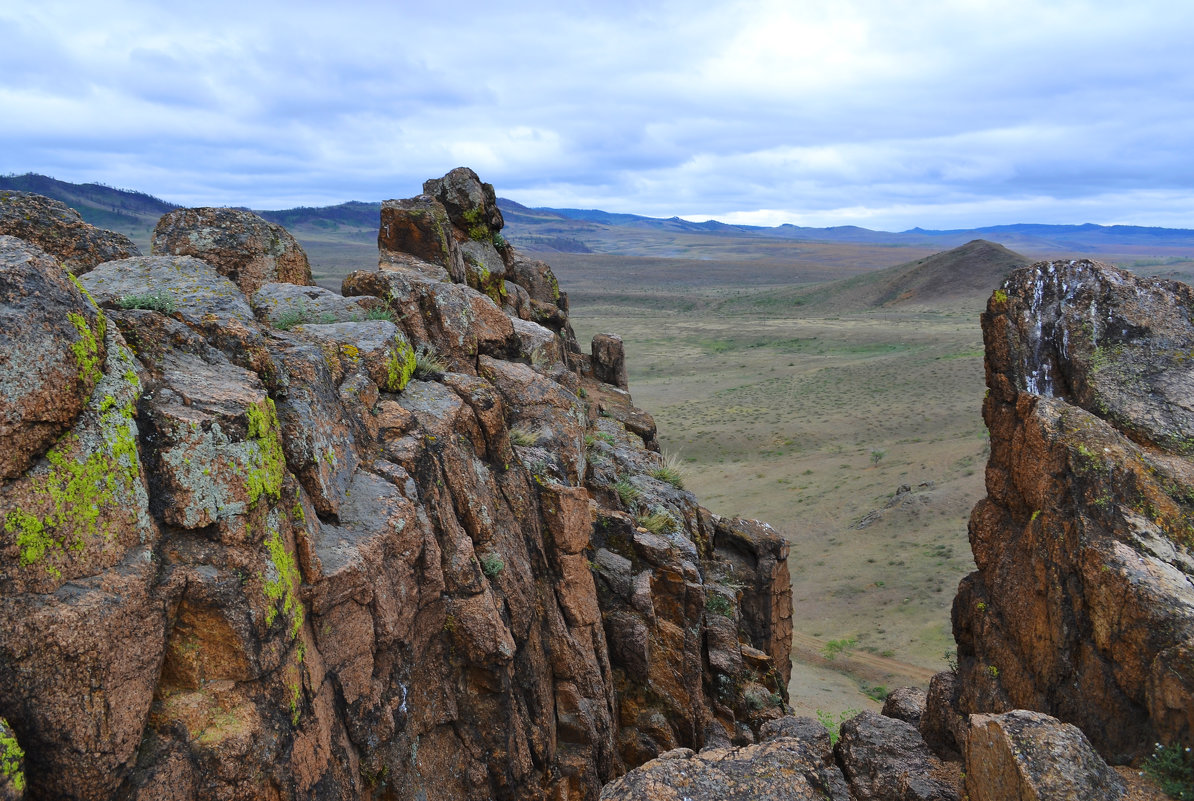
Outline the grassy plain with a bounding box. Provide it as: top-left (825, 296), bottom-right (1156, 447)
top-left (549, 251), bottom-right (989, 717)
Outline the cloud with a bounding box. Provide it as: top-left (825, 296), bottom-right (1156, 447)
top-left (2, 0), bottom-right (1192, 227)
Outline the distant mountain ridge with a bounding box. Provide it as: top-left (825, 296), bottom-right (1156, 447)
top-left (5, 172), bottom-right (1194, 259)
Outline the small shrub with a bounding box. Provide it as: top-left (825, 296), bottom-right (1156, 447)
top-left (636, 508), bottom-right (677, 535)
top-left (705, 592), bottom-right (733, 617)
top-left (816, 708), bottom-right (861, 746)
top-left (479, 552), bottom-right (504, 578)
top-left (861, 683), bottom-right (889, 702)
top-left (1142, 742), bottom-right (1194, 800)
top-left (274, 305), bottom-right (310, 331)
top-left (870, 449), bottom-right (885, 466)
top-left (117, 290), bottom-right (176, 314)
top-left (509, 427), bottom-right (542, 447)
top-left (822, 637), bottom-right (857, 660)
top-left (412, 343), bottom-right (447, 379)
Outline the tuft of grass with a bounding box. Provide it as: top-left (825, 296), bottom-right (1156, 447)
top-left (636, 508), bottom-right (677, 535)
top-left (274, 305), bottom-right (310, 331)
top-left (650, 451), bottom-right (686, 489)
top-left (614, 478), bottom-right (641, 507)
top-left (117, 290), bottom-right (176, 314)
top-left (1142, 742), bottom-right (1194, 800)
top-left (364, 308), bottom-right (396, 322)
top-left (413, 343), bottom-right (448, 379)
top-left (510, 427), bottom-right (543, 447)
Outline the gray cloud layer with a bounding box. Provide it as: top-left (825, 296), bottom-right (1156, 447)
top-left (3, 0), bottom-right (1192, 229)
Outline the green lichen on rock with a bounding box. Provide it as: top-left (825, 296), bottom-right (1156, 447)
top-left (67, 309), bottom-right (106, 385)
top-left (0, 724), bottom-right (24, 793)
top-left (4, 395), bottom-right (141, 574)
top-left (385, 334), bottom-right (417, 392)
top-left (263, 525), bottom-right (304, 640)
top-left (461, 208), bottom-right (489, 242)
top-left (245, 398), bottom-right (285, 505)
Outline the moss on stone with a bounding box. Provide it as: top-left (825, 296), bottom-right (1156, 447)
top-left (385, 334), bottom-right (417, 392)
top-left (67, 310), bottom-right (105, 386)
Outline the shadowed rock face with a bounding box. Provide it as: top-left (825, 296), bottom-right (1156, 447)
top-left (0, 191), bottom-right (140, 275)
top-left (956, 259), bottom-right (1194, 762)
top-left (0, 170), bottom-right (792, 801)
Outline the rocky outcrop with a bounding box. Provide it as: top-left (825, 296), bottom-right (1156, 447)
top-left (954, 260), bottom-right (1194, 762)
top-left (152, 207), bottom-right (312, 296)
top-left (0, 191), bottom-right (140, 274)
top-left (598, 718), bottom-right (851, 801)
top-left (0, 172), bottom-right (791, 801)
top-left (963, 710), bottom-right (1125, 800)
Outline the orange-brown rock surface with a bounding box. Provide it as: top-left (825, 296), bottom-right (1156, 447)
top-left (0, 172), bottom-right (791, 801)
top-left (0, 191), bottom-right (140, 275)
top-left (954, 259), bottom-right (1194, 763)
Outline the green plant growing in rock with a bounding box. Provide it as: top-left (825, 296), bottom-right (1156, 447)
top-left (479, 552), bottom-right (504, 578)
top-left (636, 508), bottom-right (677, 535)
top-left (705, 592), bottom-right (733, 617)
top-left (412, 343), bottom-right (447, 379)
top-left (117, 290), bottom-right (176, 314)
top-left (614, 478), bottom-right (641, 507)
top-left (273, 300), bottom-right (314, 330)
top-left (509, 427), bottom-right (542, 447)
top-left (1142, 742), bottom-right (1194, 800)
top-left (364, 308), bottom-right (396, 322)
top-left (650, 451), bottom-right (686, 489)
top-left (816, 708), bottom-right (861, 746)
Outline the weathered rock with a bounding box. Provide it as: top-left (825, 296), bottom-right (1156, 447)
top-left (0, 717), bottom-right (25, 800)
top-left (921, 671), bottom-right (966, 759)
top-left (424, 166), bottom-right (504, 233)
top-left (964, 710), bottom-right (1125, 801)
top-left (883, 686), bottom-right (927, 727)
top-left (835, 711), bottom-right (960, 801)
top-left (251, 282), bottom-right (382, 327)
top-left (0, 190), bottom-right (139, 274)
top-left (598, 736), bottom-right (851, 801)
top-left (0, 170), bottom-right (796, 801)
top-left (592, 333), bottom-right (628, 390)
top-left (152, 207), bottom-right (312, 296)
top-left (377, 196), bottom-right (466, 282)
top-left (956, 260), bottom-right (1194, 761)
top-left (0, 236), bottom-right (107, 479)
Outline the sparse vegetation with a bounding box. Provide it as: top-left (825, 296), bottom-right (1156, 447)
top-left (650, 451), bottom-right (686, 489)
top-left (1141, 742), bottom-right (1194, 800)
top-left (822, 637), bottom-right (857, 661)
top-left (117, 290), bottom-right (176, 314)
top-left (509, 427), bottom-right (542, 447)
top-left (479, 552), bottom-right (504, 578)
top-left (412, 343), bottom-right (448, 379)
top-left (705, 592), bottom-right (733, 617)
top-left (636, 508), bottom-right (677, 535)
top-left (816, 708), bottom-right (861, 745)
top-left (614, 478), bottom-right (641, 506)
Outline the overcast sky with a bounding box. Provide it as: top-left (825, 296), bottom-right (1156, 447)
top-left (3, 0), bottom-right (1192, 230)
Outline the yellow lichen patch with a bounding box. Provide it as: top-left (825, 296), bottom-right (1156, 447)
top-left (386, 334), bottom-right (417, 392)
top-left (244, 398), bottom-right (285, 506)
top-left (263, 526), bottom-right (304, 641)
top-left (0, 727), bottom-right (24, 793)
top-left (67, 310), bottom-right (106, 386)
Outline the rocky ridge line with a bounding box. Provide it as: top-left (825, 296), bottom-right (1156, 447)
top-left (0, 167), bottom-right (791, 801)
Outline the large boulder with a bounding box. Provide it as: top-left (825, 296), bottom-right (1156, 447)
top-left (0, 191), bottom-right (139, 274)
top-left (0, 236), bottom-right (107, 479)
top-left (956, 261), bottom-right (1194, 761)
top-left (964, 710), bottom-right (1125, 801)
top-left (152, 207), bottom-right (311, 296)
top-left (835, 711), bottom-right (960, 801)
top-left (423, 166), bottom-right (504, 234)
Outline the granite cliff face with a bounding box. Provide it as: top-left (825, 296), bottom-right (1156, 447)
top-left (0, 168), bottom-right (790, 801)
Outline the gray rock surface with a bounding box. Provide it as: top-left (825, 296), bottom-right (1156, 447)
top-left (835, 710), bottom-right (960, 801)
top-left (0, 190), bottom-right (139, 274)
